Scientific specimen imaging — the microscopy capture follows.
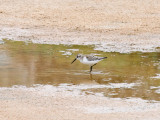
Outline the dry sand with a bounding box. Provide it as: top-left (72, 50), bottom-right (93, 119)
top-left (0, 0), bottom-right (160, 119)
top-left (0, 85), bottom-right (160, 120)
top-left (0, 0), bottom-right (160, 52)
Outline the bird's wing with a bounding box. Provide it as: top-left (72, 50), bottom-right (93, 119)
top-left (86, 55), bottom-right (107, 61)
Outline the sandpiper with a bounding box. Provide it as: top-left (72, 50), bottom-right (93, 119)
top-left (71, 54), bottom-right (107, 72)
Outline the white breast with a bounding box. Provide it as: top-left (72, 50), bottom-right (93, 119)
top-left (79, 57), bottom-right (99, 66)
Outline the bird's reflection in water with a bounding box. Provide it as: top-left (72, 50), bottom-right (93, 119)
top-left (89, 73), bottom-right (93, 80)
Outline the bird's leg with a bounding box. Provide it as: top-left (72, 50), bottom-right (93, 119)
top-left (90, 66), bottom-right (93, 73)
top-left (93, 63), bottom-right (97, 66)
top-left (90, 63), bottom-right (97, 73)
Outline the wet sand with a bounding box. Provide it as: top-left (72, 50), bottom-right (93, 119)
top-left (0, 0), bottom-right (160, 119)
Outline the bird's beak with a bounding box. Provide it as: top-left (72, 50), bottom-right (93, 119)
top-left (71, 58), bottom-right (77, 64)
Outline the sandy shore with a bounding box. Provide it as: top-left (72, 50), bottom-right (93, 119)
top-left (0, 0), bottom-right (160, 119)
top-left (0, 85), bottom-right (160, 120)
top-left (0, 0), bottom-right (160, 53)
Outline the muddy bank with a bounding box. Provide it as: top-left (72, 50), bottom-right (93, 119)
top-left (0, 0), bottom-right (160, 53)
top-left (0, 85), bottom-right (160, 120)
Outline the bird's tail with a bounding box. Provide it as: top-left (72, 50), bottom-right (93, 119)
top-left (99, 57), bottom-right (107, 60)
top-left (102, 57), bottom-right (107, 59)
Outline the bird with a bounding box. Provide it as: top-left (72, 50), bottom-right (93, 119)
top-left (71, 54), bottom-right (107, 73)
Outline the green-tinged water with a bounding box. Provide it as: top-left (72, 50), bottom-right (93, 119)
top-left (0, 39), bottom-right (160, 101)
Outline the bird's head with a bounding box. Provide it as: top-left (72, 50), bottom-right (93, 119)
top-left (71, 54), bottom-right (83, 64)
top-left (76, 54), bottom-right (82, 59)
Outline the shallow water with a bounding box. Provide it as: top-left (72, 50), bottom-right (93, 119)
top-left (0, 39), bottom-right (160, 101)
